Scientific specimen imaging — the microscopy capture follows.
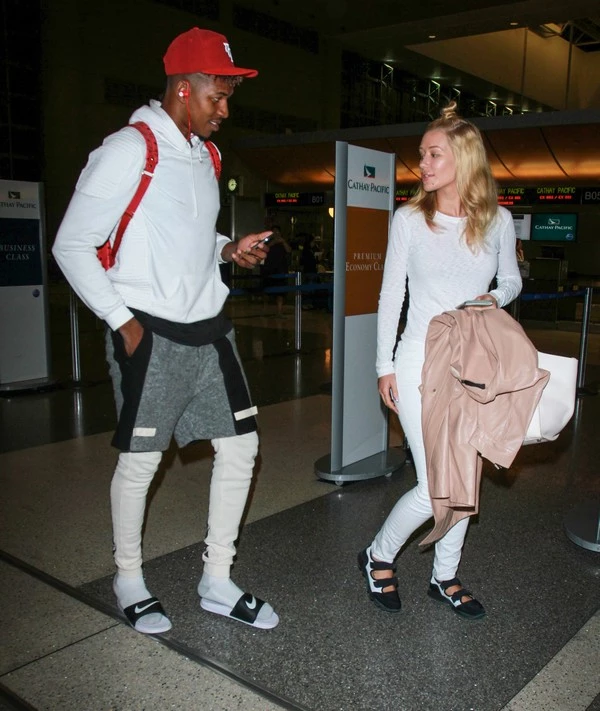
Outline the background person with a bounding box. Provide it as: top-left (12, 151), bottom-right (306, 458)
top-left (516, 237), bottom-right (530, 279)
top-left (52, 27), bottom-right (279, 633)
top-left (358, 101), bottom-right (522, 620)
top-left (298, 232), bottom-right (318, 310)
top-left (261, 225), bottom-right (291, 317)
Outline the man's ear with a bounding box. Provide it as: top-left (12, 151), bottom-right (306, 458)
top-left (177, 81), bottom-right (190, 99)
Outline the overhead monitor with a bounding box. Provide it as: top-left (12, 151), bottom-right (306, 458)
top-left (511, 213), bottom-right (531, 240)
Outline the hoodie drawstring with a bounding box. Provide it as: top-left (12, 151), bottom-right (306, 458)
top-left (189, 142), bottom-right (198, 218)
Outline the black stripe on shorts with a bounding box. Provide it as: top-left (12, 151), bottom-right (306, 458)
top-left (213, 336), bottom-right (257, 435)
top-left (111, 328), bottom-right (154, 451)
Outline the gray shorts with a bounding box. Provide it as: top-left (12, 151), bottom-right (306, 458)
top-left (106, 328), bottom-right (258, 452)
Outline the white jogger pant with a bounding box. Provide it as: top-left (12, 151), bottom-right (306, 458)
top-left (371, 339), bottom-right (469, 582)
top-left (110, 431), bottom-right (258, 578)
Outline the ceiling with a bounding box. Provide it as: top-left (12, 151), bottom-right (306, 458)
top-left (233, 109), bottom-right (600, 188)
top-left (233, 0), bottom-right (600, 189)
top-left (331, 1), bottom-right (597, 43)
top-left (284, 0), bottom-right (600, 48)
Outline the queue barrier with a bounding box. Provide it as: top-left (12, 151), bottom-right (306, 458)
top-left (66, 276), bottom-right (594, 390)
top-left (66, 276), bottom-right (594, 379)
top-left (511, 286), bottom-right (598, 552)
top-left (229, 272), bottom-right (331, 293)
top-left (510, 287), bottom-right (595, 396)
top-left (230, 282), bottom-right (333, 296)
top-left (519, 289), bottom-right (585, 301)
top-left (228, 272), bottom-right (332, 351)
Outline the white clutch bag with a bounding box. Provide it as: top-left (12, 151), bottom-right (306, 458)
top-left (524, 352), bottom-right (578, 445)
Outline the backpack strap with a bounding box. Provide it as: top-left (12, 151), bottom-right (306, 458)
top-left (204, 140), bottom-right (222, 180)
top-left (99, 128), bottom-right (218, 270)
top-left (98, 121), bottom-right (158, 270)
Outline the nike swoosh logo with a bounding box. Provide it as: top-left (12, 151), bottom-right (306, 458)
top-left (134, 601), bottom-right (159, 614)
top-left (246, 596), bottom-right (257, 610)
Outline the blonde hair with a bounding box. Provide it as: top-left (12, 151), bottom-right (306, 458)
top-left (409, 101), bottom-right (498, 249)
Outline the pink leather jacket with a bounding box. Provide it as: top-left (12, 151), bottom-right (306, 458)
top-left (420, 308), bottom-right (549, 546)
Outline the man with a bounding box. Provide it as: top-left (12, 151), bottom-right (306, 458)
top-left (53, 27), bottom-right (278, 633)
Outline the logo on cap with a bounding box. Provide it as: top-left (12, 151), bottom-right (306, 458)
top-left (223, 42), bottom-right (233, 63)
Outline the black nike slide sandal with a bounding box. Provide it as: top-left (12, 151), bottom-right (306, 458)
top-left (120, 596), bottom-right (172, 634)
top-left (200, 592), bottom-right (279, 629)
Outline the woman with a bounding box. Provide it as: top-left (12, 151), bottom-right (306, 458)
top-left (358, 102), bottom-right (522, 619)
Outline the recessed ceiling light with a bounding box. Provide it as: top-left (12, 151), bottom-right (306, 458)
top-left (510, 21), bottom-right (519, 26)
top-left (428, 34), bottom-right (436, 39)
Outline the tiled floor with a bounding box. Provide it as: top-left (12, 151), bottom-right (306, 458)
top-left (1, 291), bottom-right (599, 710)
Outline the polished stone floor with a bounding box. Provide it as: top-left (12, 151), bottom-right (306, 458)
top-left (1, 289), bottom-right (599, 711)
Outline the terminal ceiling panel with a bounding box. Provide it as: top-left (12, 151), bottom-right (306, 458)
top-left (485, 128), bottom-right (568, 180)
top-left (541, 124), bottom-right (600, 179)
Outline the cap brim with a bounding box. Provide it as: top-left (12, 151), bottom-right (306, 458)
top-left (202, 65), bottom-right (258, 78)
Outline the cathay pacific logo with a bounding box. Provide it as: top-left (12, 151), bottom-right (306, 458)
top-left (548, 217), bottom-right (560, 225)
top-left (364, 165), bottom-right (376, 178)
top-left (8, 191), bottom-right (20, 199)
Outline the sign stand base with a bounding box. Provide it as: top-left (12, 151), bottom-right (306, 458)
top-left (564, 501), bottom-right (600, 552)
top-left (315, 447), bottom-right (406, 486)
top-left (0, 376), bottom-right (57, 395)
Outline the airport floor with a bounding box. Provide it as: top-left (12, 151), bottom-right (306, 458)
top-left (1, 291), bottom-right (600, 711)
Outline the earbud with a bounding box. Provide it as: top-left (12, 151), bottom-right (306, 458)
top-left (179, 86), bottom-right (190, 98)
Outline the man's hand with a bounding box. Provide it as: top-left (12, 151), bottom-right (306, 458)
top-left (221, 231), bottom-right (272, 269)
top-left (118, 317), bottom-right (144, 357)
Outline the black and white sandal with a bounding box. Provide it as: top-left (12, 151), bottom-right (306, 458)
top-left (428, 577), bottom-right (486, 620)
top-left (120, 596), bottom-right (172, 634)
top-left (200, 592), bottom-right (279, 629)
top-left (358, 547), bottom-right (402, 612)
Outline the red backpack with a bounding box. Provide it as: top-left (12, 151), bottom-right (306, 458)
top-left (97, 121), bottom-right (222, 270)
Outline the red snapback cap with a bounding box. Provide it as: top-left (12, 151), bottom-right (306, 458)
top-left (163, 27), bottom-right (258, 78)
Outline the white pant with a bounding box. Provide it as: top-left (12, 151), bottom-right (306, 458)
top-left (110, 431), bottom-right (259, 579)
top-left (371, 339), bottom-right (469, 581)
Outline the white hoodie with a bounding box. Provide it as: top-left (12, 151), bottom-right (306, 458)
top-left (52, 100), bottom-right (232, 331)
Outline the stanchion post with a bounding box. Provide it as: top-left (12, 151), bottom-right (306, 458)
top-left (576, 286), bottom-right (593, 394)
top-left (69, 288), bottom-right (82, 384)
top-left (564, 394), bottom-right (600, 551)
top-left (295, 271), bottom-right (302, 352)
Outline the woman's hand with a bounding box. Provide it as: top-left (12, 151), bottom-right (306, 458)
top-left (472, 293), bottom-right (498, 307)
top-left (378, 373), bottom-right (399, 414)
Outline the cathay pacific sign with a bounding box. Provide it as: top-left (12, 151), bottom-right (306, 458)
top-left (531, 213), bottom-right (577, 242)
top-left (347, 146), bottom-right (394, 210)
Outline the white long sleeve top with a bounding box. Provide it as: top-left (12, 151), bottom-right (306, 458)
top-left (52, 100), bottom-right (231, 331)
top-left (376, 205), bottom-right (522, 377)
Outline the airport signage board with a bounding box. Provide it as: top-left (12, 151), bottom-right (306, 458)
top-left (316, 142), bottom-right (397, 478)
top-left (581, 188), bottom-right (600, 205)
top-left (531, 213), bottom-right (577, 242)
top-left (397, 185), bottom-right (597, 206)
top-left (0, 180), bottom-right (50, 386)
top-left (497, 187), bottom-right (529, 207)
top-left (264, 192), bottom-right (325, 207)
top-left (531, 186), bottom-right (580, 204)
